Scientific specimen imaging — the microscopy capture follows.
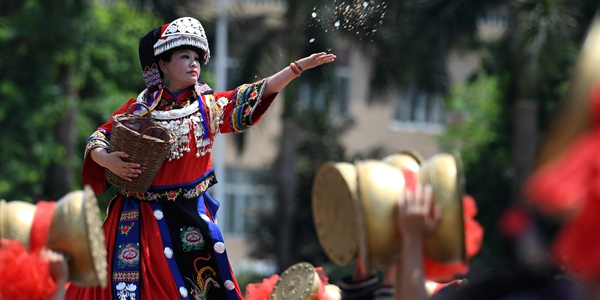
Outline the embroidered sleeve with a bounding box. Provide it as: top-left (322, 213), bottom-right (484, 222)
top-left (84, 129), bottom-right (111, 159)
top-left (214, 77), bottom-right (274, 134)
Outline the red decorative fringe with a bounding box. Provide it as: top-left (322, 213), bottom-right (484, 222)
top-left (0, 239), bottom-right (57, 300)
top-left (423, 195), bottom-right (484, 282)
top-left (245, 274), bottom-right (280, 300)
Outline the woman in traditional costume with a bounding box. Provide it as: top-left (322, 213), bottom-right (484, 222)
top-left (66, 16), bottom-right (335, 300)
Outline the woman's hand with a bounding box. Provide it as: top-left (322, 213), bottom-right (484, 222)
top-left (90, 148), bottom-right (141, 181)
top-left (263, 52), bottom-right (336, 97)
top-left (295, 52), bottom-right (337, 71)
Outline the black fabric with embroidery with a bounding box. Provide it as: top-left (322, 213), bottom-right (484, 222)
top-left (162, 199), bottom-right (228, 299)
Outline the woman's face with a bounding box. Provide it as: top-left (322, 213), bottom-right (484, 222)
top-left (160, 49), bottom-right (201, 92)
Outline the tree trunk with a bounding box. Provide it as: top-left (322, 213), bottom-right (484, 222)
top-left (275, 118), bottom-right (299, 272)
top-left (45, 65), bottom-right (78, 200)
top-left (274, 0), bottom-right (302, 272)
top-left (511, 99), bottom-right (538, 203)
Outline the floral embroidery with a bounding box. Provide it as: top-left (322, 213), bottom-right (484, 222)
top-left (156, 91), bottom-right (194, 111)
top-left (84, 129), bottom-right (110, 159)
top-left (180, 227), bottom-right (205, 252)
top-left (183, 189), bottom-right (196, 198)
top-left (118, 173), bottom-right (216, 202)
top-left (119, 222), bottom-right (134, 236)
top-left (231, 78), bottom-right (268, 133)
top-left (117, 243), bottom-right (140, 268)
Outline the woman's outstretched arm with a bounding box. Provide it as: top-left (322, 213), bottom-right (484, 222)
top-left (262, 52), bottom-right (336, 98)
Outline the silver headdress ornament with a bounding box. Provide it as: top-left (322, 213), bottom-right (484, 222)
top-left (153, 17), bottom-right (211, 64)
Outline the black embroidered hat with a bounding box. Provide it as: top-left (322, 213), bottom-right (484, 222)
top-left (138, 17), bottom-right (211, 92)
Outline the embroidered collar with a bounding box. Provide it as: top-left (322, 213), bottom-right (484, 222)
top-left (157, 88), bottom-right (195, 111)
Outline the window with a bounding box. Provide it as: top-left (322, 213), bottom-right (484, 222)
top-left (218, 168), bottom-right (275, 236)
top-left (333, 48), bottom-right (351, 118)
top-left (392, 86), bottom-right (446, 132)
top-left (334, 66), bottom-right (351, 118)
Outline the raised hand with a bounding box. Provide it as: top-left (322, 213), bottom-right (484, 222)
top-left (295, 52), bottom-right (337, 71)
top-left (397, 184), bottom-right (442, 241)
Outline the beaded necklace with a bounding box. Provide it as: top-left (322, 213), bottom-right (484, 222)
top-left (135, 85), bottom-right (225, 160)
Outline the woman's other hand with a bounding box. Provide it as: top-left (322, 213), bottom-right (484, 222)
top-left (90, 148), bottom-right (141, 181)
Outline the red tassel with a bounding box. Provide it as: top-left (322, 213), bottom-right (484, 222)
top-left (245, 274), bottom-right (280, 300)
top-left (423, 195), bottom-right (484, 282)
top-left (0, 239), bottom-right (57, 300)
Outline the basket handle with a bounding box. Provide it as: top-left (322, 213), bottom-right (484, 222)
top-left (139, 126), bottom-right (172, 140)
top-left (125, 102), bottom-right (152, 119)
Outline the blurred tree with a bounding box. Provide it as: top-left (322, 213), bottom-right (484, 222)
top-left (439, 70), bottom-right (515, 272)
top-left (0, 1), bottom-right (158, 201)
top-left (501, 0), bottom-right (580, 204)
top-left (0, 0), bottom-right (93, 200)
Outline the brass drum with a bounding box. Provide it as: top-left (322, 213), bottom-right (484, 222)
top-left (270, 262), bottom-right (321, 300)
top-left (312, 152), bottom-right (466, 269)
top-left (0, 186), bottom-right (107, 287)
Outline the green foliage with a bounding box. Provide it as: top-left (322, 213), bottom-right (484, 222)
top-left (0, 1), bottom-right (159, 202)
top-left (439, 71), bottom-right (515, 272)
top-left (440, 72), bottom-right (506, 168)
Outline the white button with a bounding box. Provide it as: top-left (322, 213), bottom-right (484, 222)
top-left (214, 242), bottom-right (225, 254)
top-left (224, 280), bottom-right (235, 290)
top-left (164, 247), bottom-right (173, 259)
top-left (154, 210), bottom-right (164, 220)
top-left (201, 214), bottom-right (211, 222)
top-left (180, 286), bottom-right (188, 297)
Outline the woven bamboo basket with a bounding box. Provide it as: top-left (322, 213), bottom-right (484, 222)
top-left (105, 103), bottom-right (175, 193)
